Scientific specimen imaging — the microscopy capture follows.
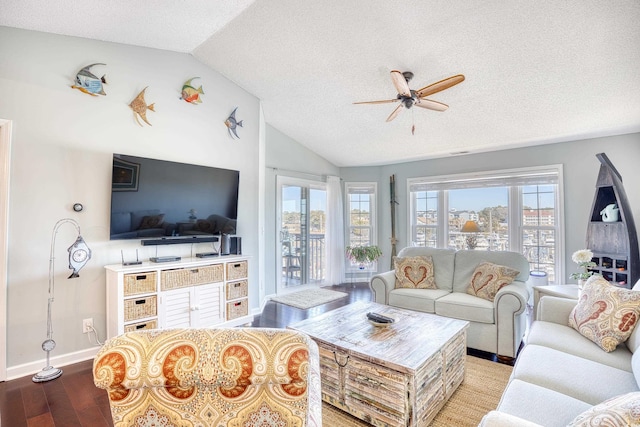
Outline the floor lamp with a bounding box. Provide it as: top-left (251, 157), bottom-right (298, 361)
top-left (33, 218), bottom-right (92, 383)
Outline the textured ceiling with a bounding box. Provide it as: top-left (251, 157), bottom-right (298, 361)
top-left (2, 0), bottom-right (639, 166)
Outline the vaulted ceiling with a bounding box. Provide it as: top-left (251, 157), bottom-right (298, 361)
top-left (2, 0), bottom-right (639, 166)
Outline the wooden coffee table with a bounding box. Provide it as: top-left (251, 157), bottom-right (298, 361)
top-left (289, 301), bottom-right (469, 427)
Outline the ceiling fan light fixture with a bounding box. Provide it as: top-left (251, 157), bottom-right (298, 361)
top-left (402, 71), bottom-right (414, 82)
top-left (402, 97), bottom-right (415, 109)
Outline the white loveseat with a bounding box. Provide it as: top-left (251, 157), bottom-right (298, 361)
top-left (480, 290), bottom-right (640, 426)
top-left (370, 247), bottom-right (530, 360)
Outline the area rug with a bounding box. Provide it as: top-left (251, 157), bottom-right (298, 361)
top-left (270, 288), bottom-right (348, 309)
top-left (321, 355), bottom-right (512, 426)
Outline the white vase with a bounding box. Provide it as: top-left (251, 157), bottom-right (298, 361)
top-left (578, 279), bottom-right (586, 293)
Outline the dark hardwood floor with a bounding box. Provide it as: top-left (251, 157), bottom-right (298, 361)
top-left (0, 282), bottom-right (505, 426)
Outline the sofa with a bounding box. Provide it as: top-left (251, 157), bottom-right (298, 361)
top-left (93, 328), bottom-right (322, 427)
top-left (110, 209), bottom-right (175, 239)
top-left (480, 276), bottom-right (640, 426)
top-left (370, 247), bottom-right (530, 360)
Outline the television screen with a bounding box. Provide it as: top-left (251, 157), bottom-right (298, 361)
top-left (110, 154), bottom-right (239, 241)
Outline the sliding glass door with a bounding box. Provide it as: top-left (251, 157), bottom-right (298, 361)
top-left (277, 176), bottom-right (327, 292)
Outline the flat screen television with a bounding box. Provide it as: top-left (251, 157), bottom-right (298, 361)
top-left (110, 154), bottom-right (239, 241)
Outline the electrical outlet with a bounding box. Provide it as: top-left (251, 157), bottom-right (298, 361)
top-left (82, 318), bottom-right (93, 334)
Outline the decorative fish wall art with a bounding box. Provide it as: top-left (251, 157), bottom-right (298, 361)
top-left (71, 63), bottom-right (107, 96)
top-left (224, 107), bottom-right (243, 139)
top-left (129, 87), bottom-right (155, 127)
top-left (180, 77), bottom-right (204, 104)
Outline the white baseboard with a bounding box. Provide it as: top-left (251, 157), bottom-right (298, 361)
top-left (7, 303), bottom-right (271, 381)
top-left (7, 346), bottom-right (100, 381)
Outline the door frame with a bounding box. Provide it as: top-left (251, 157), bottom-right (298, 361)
top-left (0, 119), bottom-right (12, 381)
top-left (275, 175), bottom-right (327, 294)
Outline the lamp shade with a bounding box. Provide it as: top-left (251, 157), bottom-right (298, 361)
top-left (461, 220), bottom-right (480, 233)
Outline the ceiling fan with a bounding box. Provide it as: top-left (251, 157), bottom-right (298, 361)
top-left (354, 70), bottom-right (465, 130)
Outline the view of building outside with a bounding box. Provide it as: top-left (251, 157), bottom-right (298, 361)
top-left (346, 183), bottom-right (376, 270)
top-left (349, 193), bottom-right (372, 247)
top-left (412, 184), bottom-right (558, 283)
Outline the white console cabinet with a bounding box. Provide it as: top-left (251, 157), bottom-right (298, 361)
top-left (105, 256), bottom-right (251, 338)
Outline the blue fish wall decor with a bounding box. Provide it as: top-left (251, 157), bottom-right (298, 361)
top-left (71, 63), bottom-right (107, 96)
top-left (224, 107), bottom-right (243, 139)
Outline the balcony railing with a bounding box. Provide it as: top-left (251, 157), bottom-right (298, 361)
top-left (282, 233), bottom-right (325, 285)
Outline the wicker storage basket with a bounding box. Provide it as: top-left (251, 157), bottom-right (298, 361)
top-left (124, 296), bottom-right (157, 322)
top-left (124, 319), bottom-right (158, 332)
top-left (160, 269), bottom-right (191, 291)
top-left (227, 298), bottom-right (248, 320)
top-left (161, 265), bottom-right (224, 290)
top-left (190, 264), bottom-right (224, 286)
top-left (123, 272), bottom-right (157, 296)
top-left (226, 280), bottom-right (248, 300)
top-left (226, 261), bottom-right (248, 281)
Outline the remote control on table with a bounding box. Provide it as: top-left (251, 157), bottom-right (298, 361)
top-left (366, 312), bottom-right (395, 324)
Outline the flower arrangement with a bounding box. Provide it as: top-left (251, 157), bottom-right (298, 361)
top-left (569, 249), bottom-right (597, 281)
top-left (346, 245), bottom-right (383, 265)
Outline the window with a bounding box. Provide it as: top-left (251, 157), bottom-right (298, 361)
top-left (409, 166), bottom-right (563, 283)
top-left (345, 182), bottom-right (377, 269)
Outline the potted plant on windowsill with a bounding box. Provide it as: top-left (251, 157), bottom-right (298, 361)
top-left (346, 245), bottom-right (383, 269)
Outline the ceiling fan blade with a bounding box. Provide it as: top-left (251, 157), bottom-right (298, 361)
top-left (353, 99), bottom-right (399, 105)
top-left (386, 104), bottom-right (404, 122)
top-left (416, 74), bottom-right (465, 98)
top-left (414, 98), bottom-right (449, 112)
top-left (390, 70), bottom-right (411, 97)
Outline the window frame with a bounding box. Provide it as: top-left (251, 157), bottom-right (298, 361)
top-left (407, 165), bottom-right (565, 283)
top-left (345, 181), bottom-right (378, 271)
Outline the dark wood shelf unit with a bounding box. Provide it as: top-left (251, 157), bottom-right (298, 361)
top-left (585, 153), bottom-right (639, 288)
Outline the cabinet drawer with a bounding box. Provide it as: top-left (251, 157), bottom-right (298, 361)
top-left (124, 296), bottom-right (157, 321)
top-left (123, 272), bottom-right (157, 296)
top-left (161, 269), bottom-right (191, 290)
top-left (227, 298), bottom-right (248, 320)
top-left (226, 280), bottom-right (248, 300)
top-left (190, 264), bottom-right (224, 285)
top-left (161, 265), bottom-right (224, 290)
top-left (124, 319), bottom-right (157, 332)
top-left (226, 261), bottom-right (248, 281)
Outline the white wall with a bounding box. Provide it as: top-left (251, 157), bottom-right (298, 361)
top-left (0, 26), bottom-right (262, 374)
top-left (340, 134), bottom-right (640, 280)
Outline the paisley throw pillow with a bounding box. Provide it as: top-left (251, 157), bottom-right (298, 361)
top-left (568, 392), bottom-right (640, 426)
top-left (568, 275), bottom-right (640, 352)
top-left (394, 255), bottom-right (436, 289)
top-left (467, 261), bottom-right (519, 302)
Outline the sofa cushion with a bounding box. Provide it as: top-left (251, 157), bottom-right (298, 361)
top-left (512, 344), bottom-right (638, 405)
top-left (452, 250), bottom-right (529, 293)
top-left (497, 379), bottom-right (592, 427)
top-left (131, 209), bottom-right (162, 231)
top-left (526, 321), bottom-right (633, 372)
top-left (569, 276), bottom-right (640, 352)
top-left (388, 288), bottom-right (450, 313)
top-left (394, 255), bottom-right (436, 289)
top-left (194, 219), bottom-right (214, 232)
top-left (479, 411), bottom-right (544, 427)
top-left (396, 247), bottom-right (456, 291)
top-left (466, 261), bottom-right (519, 302)
top-left (435, 292), bottom-right (494, 324)
top-left (568, 392), bottom-right (640, 427)
top-left (139, 214), bottom-right (165, 229)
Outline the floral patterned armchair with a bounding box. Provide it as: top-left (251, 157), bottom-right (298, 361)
top-left (93, 328), bottom-right (322, 427)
